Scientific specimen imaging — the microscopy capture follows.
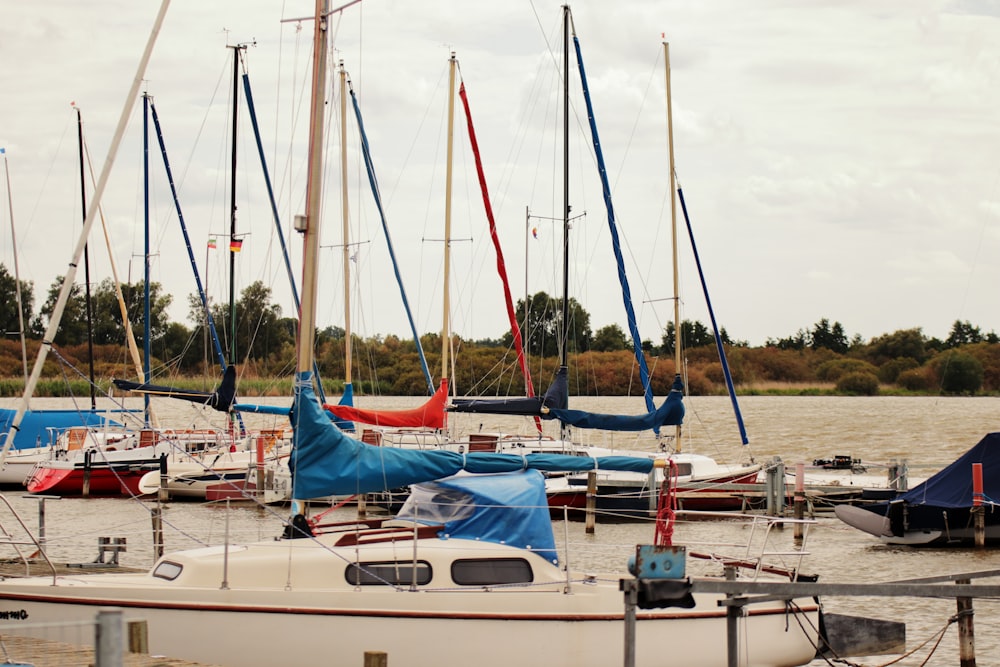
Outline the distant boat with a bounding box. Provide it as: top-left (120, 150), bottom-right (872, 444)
top-left (835, 432), bottom-right (1000, 545)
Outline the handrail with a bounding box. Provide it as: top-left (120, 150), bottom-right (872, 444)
top-left (0, 494), bottom-right (58, 584)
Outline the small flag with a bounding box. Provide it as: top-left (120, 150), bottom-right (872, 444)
top-left (0, 148), bottom-right (5, 155)
top-left (230, 238), bottom-right (243, 253)
top-left (531, 227), bottom-right (538, 239)
top-left (207, 237), bottom-right (217, 249)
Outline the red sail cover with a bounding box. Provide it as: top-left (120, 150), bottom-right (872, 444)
top-left (323, 379), bottom-right (448, 429)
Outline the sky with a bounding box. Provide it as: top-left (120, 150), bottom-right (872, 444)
top-left (2, 0), bottom-right (1000, 350)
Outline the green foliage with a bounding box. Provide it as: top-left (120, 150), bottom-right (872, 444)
top-left (592, 324), bottom-right (629, 352)
top-left (836, 371), bottom-right (879, 395)
top-left (945, 320), bottom-right (983, 348)
top-left (810, 318), bottom-right (850, 353)
top-left (877, 357), bottom-right (919, 384)
top-left (0, 264), bottom-right (33, 338)
top-left (932, 350), bottom-right (984, 395)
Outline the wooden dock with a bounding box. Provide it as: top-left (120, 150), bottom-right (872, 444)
top-left (0, 634), bottom-right (226, 667)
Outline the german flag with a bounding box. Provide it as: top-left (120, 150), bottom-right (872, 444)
top-left (230, 238), bottom-right (243, 253)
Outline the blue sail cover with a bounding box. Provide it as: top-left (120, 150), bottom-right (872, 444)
top-left (548, 374), bottom-right (685, 432)
top-left (288, 371), bottom-right (654, 500)
top-left (448, 365), bottom-right (568, 417)
top-left (397, 471), bottom-right (558, 563)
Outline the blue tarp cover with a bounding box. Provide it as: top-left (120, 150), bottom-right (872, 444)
top-left (288, 371), bottom-right (655, 500)
top-left (1, 409), bottom-right (125, 450)
top-left (886, 432), bottom-right (1000, 509)
top-left (397, 471), bottom-right (558, 562)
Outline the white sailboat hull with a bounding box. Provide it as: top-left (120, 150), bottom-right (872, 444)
top-left (0, 534), bottom-right (819, 667)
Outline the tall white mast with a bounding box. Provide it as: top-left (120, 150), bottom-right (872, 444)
top-left (664, 41), bottom-right (682, 453)
top-left (0, 0), bottom-right (172, 461)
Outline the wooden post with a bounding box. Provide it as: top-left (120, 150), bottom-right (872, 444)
top-left (357, 494), bottom-right (367, 520)
top-left (972, 463), bottom-right (985, 547)
top-left (957, 578), bottom-right (976, 666)
top-left (794, 462), bottom-right (805, 540)
top-left (255, 436), bottom-right (265, 499)
top-left (364, 651), bottom-right (388, 667)
top-left (151, 506), bottom-right (163, 559)
top-left (158, 453), bottom-right (168, 502)
top-left (128, 620), bottom-right (149, 654)
top-left (585, 470), bottom-right (597, 534)
top-left (82, 449), bottom-right (92, 498)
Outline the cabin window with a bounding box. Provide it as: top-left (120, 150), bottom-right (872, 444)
top-left (152, 561), bottom-right (183, 581)
top-left (451, 558), bottom-right (533, 586)
top-left (673, 462), bottom-right (692, 476)
top-left (345, 560), bottom-right (432, 586)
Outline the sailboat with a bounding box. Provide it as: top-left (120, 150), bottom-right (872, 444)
top-left (0, 118), bottom-right (145, 487)
top-left (0, 5), bottom-right (822, 666)
top-left (447, 14), bottom-right (761, 515)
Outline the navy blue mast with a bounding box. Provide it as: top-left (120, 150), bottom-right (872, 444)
top-left (570, 27), bottom-right (655, 419)
top-left (677, 185), bottom-right (748, 445)
top-left (241, 72), bottom-right (329, 404)
top-left (348, 82), bottom-right (434, 395)
top-left (148, 101), bottom-right (247, 433)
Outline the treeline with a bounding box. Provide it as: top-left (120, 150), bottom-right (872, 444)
top-left (1, 264), bottom-right (997, 396)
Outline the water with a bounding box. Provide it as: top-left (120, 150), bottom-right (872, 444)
top-left (2, 394), bottom-right (999, 666)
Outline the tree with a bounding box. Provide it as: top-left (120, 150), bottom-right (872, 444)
top-left (945, 320), bottom-right (982, 348)
top-left (507, 291), bottom-right (591, 358)
top-left (865, 328), bottom-right (927, 364)
top-left (210, 281), bottom-right (292, 365)
top-left (810, 318), bottom-right (849, 354)
top-left (933, 351), bottom-right (983, 394)
top-left (34, 276), bottom-right (89, 345)
top-left (661, 319), bottom-right (716, 355)
top-left (91, 278), bottom-right (173, 349)
top-left (0, 263), bottom-right (33, 338)
top-left (592, 324), bottom-right (628, 352)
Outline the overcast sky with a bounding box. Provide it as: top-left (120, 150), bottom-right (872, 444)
top-left (3, 0), bottom-right (1000, 351)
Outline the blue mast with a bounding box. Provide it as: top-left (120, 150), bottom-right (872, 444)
top-left (677, 185), bottom-right (748, 445)
top-left (348, 82), bottom-right (434, 395)
top-left (570, 28), bottom-right (655, 419)
top-left (148, 101), bottom-right (247, 433)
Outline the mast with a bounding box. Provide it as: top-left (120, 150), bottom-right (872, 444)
top-left (2, 150), bottom-right (28, 389)
top-left (143, 93), bottom-right (152, 425)
top-left (442, 53), bottom-right (456, 384)
top-left (76, 109), bottom-right (97, 409)
top-left (339, 62), bottom-right (352, 396)
top-left (227, 44), bottom-right (243, 369)
top-left (560, 5), bottom-right (570, 370)
top-left (287, 0), bottom-right (330, 525)
top-left (0, 0), bottom-right (171, 459)
top-left (296, 0), bottom-right (329, 379)
top-left (665, 41), bottom-right (682, 453)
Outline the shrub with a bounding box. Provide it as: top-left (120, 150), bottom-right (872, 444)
top-left (897, 367), bottom-right (935, 391)
top-left (836, 371), bottom-right (879, 396)
top-left (932, 351), bottom-right (983, 395)
top-left (877, 357), bottom-right (919, 384)
top-left (816, 358), bottom-right (879, 383)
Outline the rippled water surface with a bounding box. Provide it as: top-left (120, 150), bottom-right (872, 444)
top-left (3, 394), bottom-right (999, 666)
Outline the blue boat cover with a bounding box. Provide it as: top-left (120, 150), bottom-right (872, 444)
top-left (1, 409), bottom-right (126, 450)
top-left (548, 374), bottom-right (685, 431)
top-left (881, 432), bottom-right (1000, 509)
top-left (449, 365), bottom-right (568, 417)
top-left (288, 371), bottom-right (654, 500)
top-left (396, 471), bottom-right (558, 563)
